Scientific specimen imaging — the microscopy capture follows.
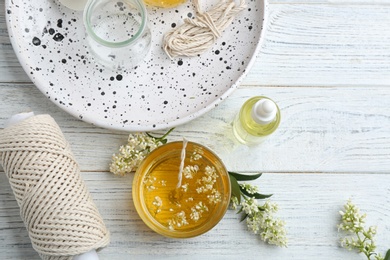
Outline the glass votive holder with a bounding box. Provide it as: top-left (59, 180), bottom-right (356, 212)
top-left (83, 0), bottom-right (151, 71)
top-left (133, 141), bottom-right (231, 238)
top-left (143, 0), bottom-right (187, 8)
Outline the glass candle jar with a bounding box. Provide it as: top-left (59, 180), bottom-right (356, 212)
top-left (143, 0), bottom-right (187, 8)
top-left (83, 0), bottom-right (151, 71)
top-left (133, 141), bottom-right (231, 238)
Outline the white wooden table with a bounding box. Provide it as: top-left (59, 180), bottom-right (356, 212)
top-left (1, 0), bottom-right (390, 259)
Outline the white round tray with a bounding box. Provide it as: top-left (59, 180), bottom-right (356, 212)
top-left (6, 0), bottom-right (266, 131)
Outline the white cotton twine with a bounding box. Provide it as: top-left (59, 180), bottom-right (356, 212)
top-left (176, 138), bottom-right (188, 189)
top-left (0, 115), bottom-right (110, 260)
top-left (163, 0), bottom-right (247, 59)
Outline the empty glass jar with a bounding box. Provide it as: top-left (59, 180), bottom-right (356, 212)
top-left (83, 0), bottom-right (151, 71)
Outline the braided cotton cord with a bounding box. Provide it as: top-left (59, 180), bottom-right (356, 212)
top-left (0, 115), bottom-right (110, 260)
top-left (176, 138), bottom-right (188, 189)
top-left (163, 0), bottom-right (247, 59)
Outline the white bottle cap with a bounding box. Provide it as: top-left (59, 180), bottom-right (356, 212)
top-left (251, 98), bottom-right (277, 125)
top-left (4, 112), bottom-right (35, 128)
top-left (73, 250), bottom-right (99, 260)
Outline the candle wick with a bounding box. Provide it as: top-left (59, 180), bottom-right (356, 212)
top-left (176, 138), bottom-right (188, 189)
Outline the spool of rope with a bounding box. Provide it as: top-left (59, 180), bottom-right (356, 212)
top-left (0, 113), bottom-right (110, 260)
top-left (163, 0), bottom-right (247, 59)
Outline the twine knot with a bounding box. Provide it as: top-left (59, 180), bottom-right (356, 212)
top-left (163, 0), bottom-right (247, 59)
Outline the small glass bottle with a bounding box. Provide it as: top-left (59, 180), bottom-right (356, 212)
top-left (233, 96), bottom-right (281, 145)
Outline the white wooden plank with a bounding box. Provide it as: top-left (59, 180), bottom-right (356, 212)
top-left (245, 4), bottom-right (390, 86)
top-left (1, 172), bottom-right (389, 259)
top-left (1, 84), bottom-right (390, 173)
top-left (0, 2), bottom-right (29, 83)
top-left (269, 0), bottom-right (390, 4)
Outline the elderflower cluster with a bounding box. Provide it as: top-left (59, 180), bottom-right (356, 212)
top-left (234, 196), bottom-right (287, 247)
top-left (183, 165), bottom-right (199, 179)
top-left (190, 201), bottom-right (209, 222)
top-left (242, 197), bottom-right (259, 215)
top-left (168, 211), bottom-right (189, 230)
top-left (338, 199), bottom-right (366, 233)
top-left (240, 183), bottom-right (259, 194)
top-left (338, 200), bottom-right (383, 260)
top-left (207, 189), bottom-right (222, 204)
top-left (109, 133), bottom-right (164, 176)
top-left (196, 166), bottom-right (218, 193)
top-left (152, 196), bottom-right (163, 215)
top-left (230, 196), bottom-right (239, 210)
top-left (190, 151), bottom-right (203, 162)
top-left (250, 200), bottom-right (287, 247)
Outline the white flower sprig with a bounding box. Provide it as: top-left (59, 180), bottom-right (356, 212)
top-left (110, 128), bottom-right (174, 176)
top-left (229, 172), bottom-right (287, 247)
top-left (338, 200), bottom-right (390, 260)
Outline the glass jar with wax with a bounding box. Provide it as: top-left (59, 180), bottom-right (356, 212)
top-left (143, 0), bottom-right (187, 8)
top-left (133, 141), bottom-right (231, 238)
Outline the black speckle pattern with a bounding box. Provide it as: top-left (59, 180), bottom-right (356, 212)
top-left (53, 33), bottom-right (64, 42)
top-left (57, 19), bottom-right (63, 28)
top-left (32, 37), bottom-right (41, 46)
top-left (5, 0), bottom-right (265, 131)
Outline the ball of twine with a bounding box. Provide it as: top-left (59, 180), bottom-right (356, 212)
top-left (0, 115), bottom-right (110, 260)
top-left (163, 0), bottom-right (247, 59)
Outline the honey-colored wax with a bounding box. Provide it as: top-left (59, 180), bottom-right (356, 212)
top-left (143, 0), bottom-right (186, 8)
top-left (133, 142), bottom-right (231, 238)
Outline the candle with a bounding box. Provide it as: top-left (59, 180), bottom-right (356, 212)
top-left (132, 141), bottom-right (231, 238)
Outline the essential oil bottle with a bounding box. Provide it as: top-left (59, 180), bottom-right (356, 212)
top-left (233, 96), bottom-right (281, 145)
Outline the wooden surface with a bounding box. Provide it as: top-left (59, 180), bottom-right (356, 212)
top-left (1, 0), bottom-right (390, 259)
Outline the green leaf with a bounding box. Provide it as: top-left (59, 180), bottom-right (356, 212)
top-left (229, 174), bottom-right (241, 203)
top-left (228, 171), bottom-right (262, 181)
top-left (240, 186), bottom-right (273, 199)
top-left (384, 249), bottom-right (390, 260)
top-left (240, 213), bottom-right (248, 222)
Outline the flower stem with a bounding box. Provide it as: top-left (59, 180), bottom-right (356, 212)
top-left (147, 127), bottom-right (175, 141)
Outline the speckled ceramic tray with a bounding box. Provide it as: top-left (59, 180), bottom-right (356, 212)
top-left (6, 0), bottom-right (266, 131)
